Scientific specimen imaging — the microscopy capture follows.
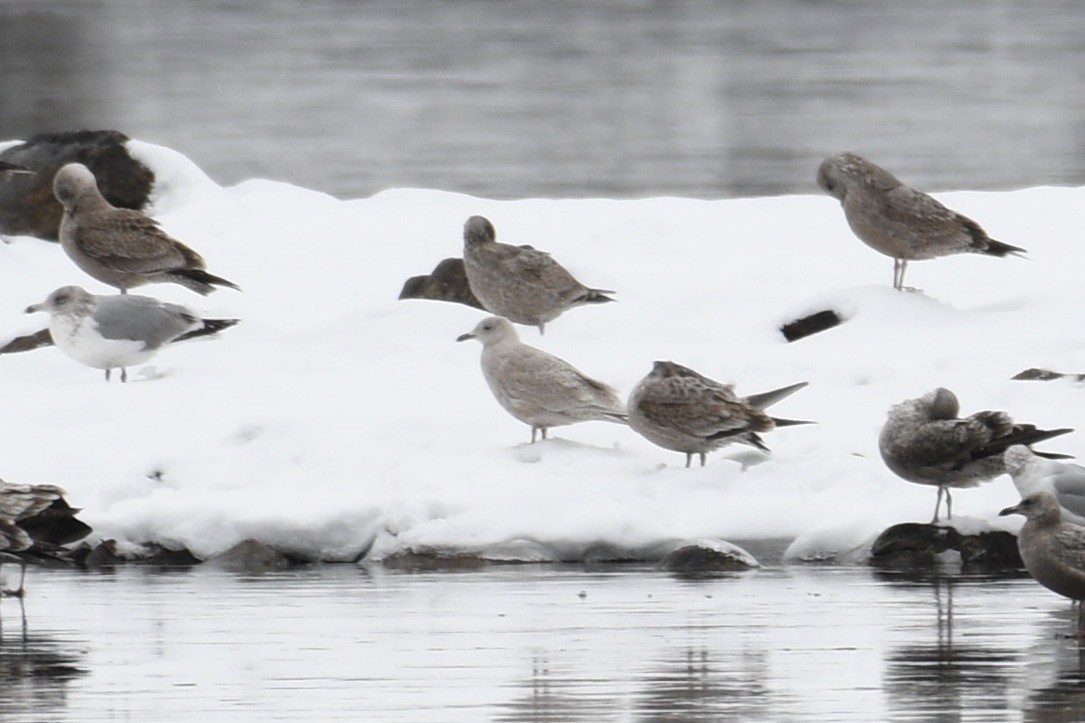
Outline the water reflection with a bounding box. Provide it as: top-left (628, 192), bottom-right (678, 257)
top-left (0, 599), bottom-right (87, 721)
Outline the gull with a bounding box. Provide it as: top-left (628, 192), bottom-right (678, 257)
top-left (462, 215), bottom-right (614, 334)
top-left (53, 162), bottom-right (240, 295)
top-left (879, 388), bottom-right (1072, 523)
top-left (456, 316), bottom-right (627, 442)
top-left (1000, 491), bottom-right (1085, 635)
top-left (627, 361), bottom-right (810, 468)
top-left (0, 160), bottom-right (33, 175)
top-left (0, 481), bottom-right (91, 597)
top-left (816, 152), bottom-right (1025, 290)
top-left (1003, 445), bottom-right (1085, 527)
top-left (25, 285), bottom-right (237, 382)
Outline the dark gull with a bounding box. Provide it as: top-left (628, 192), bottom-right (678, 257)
top-left (462, 215), bottom-right (614, 334)
top-left (456, 315), bottom-right (626, 443)
top-left (879, 387), bottom-right (1072, 523)
top-left (817, 152), bottom-right (1025, 290)
top-left (627, 360), bottom-right (810, 468)
top-left (53, 162), bottom-right (239, 295)
top-left (0, 481), bottom-right (90, 597)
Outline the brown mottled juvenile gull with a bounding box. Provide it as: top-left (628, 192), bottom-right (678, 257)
top-left (816, 152), bottom-right (1025, 290)
top-left (462, 215), bottom-right (614, 334)
top-left (627, 361), bottom-right (811, 468)
top-left (0, 481), bottom-right (91, 597)
top-left (456, 316), bottom-right (627, 442)
top-left (53, 162), bottom-right (239, 295)
top-left (879, 388), bottom-right (1072, 523)
top-left (1004, 445), bottom-right (1085, 527)
top-left (1000, 491), bottom-right (1085, 635)
top-left (26, 285), bottom-right (236, 382)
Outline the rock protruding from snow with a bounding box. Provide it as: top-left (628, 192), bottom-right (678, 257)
top-left (870, 522), bottom-right (1022, 572)
top-left (658, 538), bottom-right (760, 575)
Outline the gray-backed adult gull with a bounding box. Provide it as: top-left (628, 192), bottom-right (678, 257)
top-left (0, 481), bottom-right (90, 597)
top-left (1000, 491), bottom-right (1085, 635)
top-left (816, 152), bottom-right (1025, 290)
top-left (879, 388), bottom-right (1071, 523)
top-left (462, 215), bottom-right (614, 334)
top-left (1004, 445), bottom-right (1085, 527)
top-left (53, 163), bottom-right (239, 295)
top-left (627, 361), bottom-right (810, 468)
top-left (26, 285), bottom-right (236, 382)
top-left (456, 315), bottom-right (627, 442)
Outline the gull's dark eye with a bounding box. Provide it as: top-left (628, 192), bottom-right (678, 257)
top-left (54, 293), bottom-right (69, 305)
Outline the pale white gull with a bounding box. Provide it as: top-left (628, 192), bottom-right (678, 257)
top-left (1004, 445), bottom-right (1085, 527)
top-left (53, 163), bottom-right (240, 295)
top-left (1000, 491), bottom-right (1085, 635)
top-left (462, 215), bottom-right (614, 334)
top-left (878, 387), bottom-right (1072, 523)
top-left (627, 360), bottom-right (811, 468)
top-left (817, 152), bottom-right (1025, 290)
top-left (25, 285), bottom-right (236, 382)
top-left (456, 316), bottom-right (627, 443)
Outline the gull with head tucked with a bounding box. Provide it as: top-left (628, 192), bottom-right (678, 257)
top-left (53, 162), bottom-right (239, 295)
top-left (461, 215), bottom-right (614, 334)
top-left (26, 285), bottom-right (237, 382)
top-left (457, 315), bottom-right (627, 443)
top-left (817, 151), bottom-right (1025, 290)
top-left (627, 361), bottom-right (811, 468)
top-left (879, 388), bottom-right (1072, 523)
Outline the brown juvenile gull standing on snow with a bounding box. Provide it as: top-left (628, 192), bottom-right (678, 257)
top-left (1000, 491), bottom-right (1085, 635)
top-left (816, 152), bottom-right (1025, 290)
top-left (0, 481), bottom-right (91, 597)
top-left (456, 316), bottom-right (627, 442)
top-left (26, 285), bottom-right (237, 382)
top-left (627, 361), bottom-right (811, 468)
top-left (461, 215), bottom-right (614, 334)
top-left (53, 162), bottom-right (239, 295)
top-left (878, 388), bottom-right (1072, 523)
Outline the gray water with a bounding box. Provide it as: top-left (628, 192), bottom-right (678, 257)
top-left (1, 0), bottom-right (1084, 199)
top-left (2, 564), bottom-right (1085, 721)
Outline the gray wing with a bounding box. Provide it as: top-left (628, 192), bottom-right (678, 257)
top-left (1050, 465), bottom-right (1085, 521)
top-left (491, 347), bottom-right (622, 414)
top-left (92, 295), bottom-right (198, 348)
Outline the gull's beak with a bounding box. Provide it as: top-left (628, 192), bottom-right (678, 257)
top-left (24, 302), bottom-right (43, 314)
top-left (456, 332), bottom-right (475, 342)
top-left (999, 502), bottom-right (1023, 517)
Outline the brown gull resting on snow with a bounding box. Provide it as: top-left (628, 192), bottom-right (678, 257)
top-left (878, 387), bottom-right (1072, 523)
top-left (0, 481), bottom-right (91, 597)
top-left (456, 316), bottom-right (627, 443)
top-left (461, 215), bottom-right (614, 334)
top-left (816, 152), bottom-right (1025, 290)
top-left (53, 162), bottom-right (239, 295)
top-left (1004, 445), bottom-right (1085, 527)
top-left (26, 285), bottom-right (238, 382)
top-left (627, 361), bottom-right (811, 468)
top-left (1000, 491), bottom-right (1085, 635)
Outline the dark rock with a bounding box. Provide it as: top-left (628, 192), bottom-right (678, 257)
top-left (780, 309), bottom-right (845, 342)
top-left (381, 548), bottom-right (493, 571)
top-left (0, 129), bottom-right (154, 241)
top-left (0, 328), bottom-right (52, 354)
top-left (398, 257), bottom-right (484, 309)
top-left (208, 539), bottom-right (298, 572)
top-left (870, 522), bottom-right (1022, 573)
top-left (659, 541), bottom-right (758, 576)
top-left (1012, 367), bottom-right (1085, 382)
top-left (140, 544), bottom-right (201, 566)
top-left (75, 540), bottom-right (122, 569)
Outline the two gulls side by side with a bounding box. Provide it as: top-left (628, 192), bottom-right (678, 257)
top-left (457, 315), bottom-right (627, 443)
top-left (462, 215), bottom-right (614, 334)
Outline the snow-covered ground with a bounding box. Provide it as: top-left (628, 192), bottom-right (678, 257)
top-left (1, 140), bottom-right (1081, 564)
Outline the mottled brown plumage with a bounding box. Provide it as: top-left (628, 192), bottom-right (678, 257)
top-left (0, 481), bottom-right (91, 597)
top-left (817, 152), bottom-right (1025, 290)
top-left (53, 163), bottom-right (239, 295)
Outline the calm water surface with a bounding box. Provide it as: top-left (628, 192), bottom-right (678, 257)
top-left (1, 564), bottom-right (1084, 721)
top-left (0, 0), bottom-right (1084, 198)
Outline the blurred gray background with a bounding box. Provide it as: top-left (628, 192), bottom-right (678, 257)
top-left (1, 0), bottom-right (1083, 199)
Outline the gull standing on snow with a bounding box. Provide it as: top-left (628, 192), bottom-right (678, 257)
top-left (0, 481), bottom-right (90, 597)
top-left (627, 361), bottom-right (811, 468)
top-left (816, 152), bottom-right (1025, 290)
top-left (878, 388), bottom-right (1072, 523)
top-left (1000, 491), bottom-right (1085, 635)
top-left (456, 315), bottom-right (627, 442)
top-left (26, 285), bottom-right (236, 382)
top-left (462, 215), bottom-right (614, 334)
top-left (1004, 445), bottom-right (1085, 527)
top-left (53, 163), bottom-right (239, 295)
